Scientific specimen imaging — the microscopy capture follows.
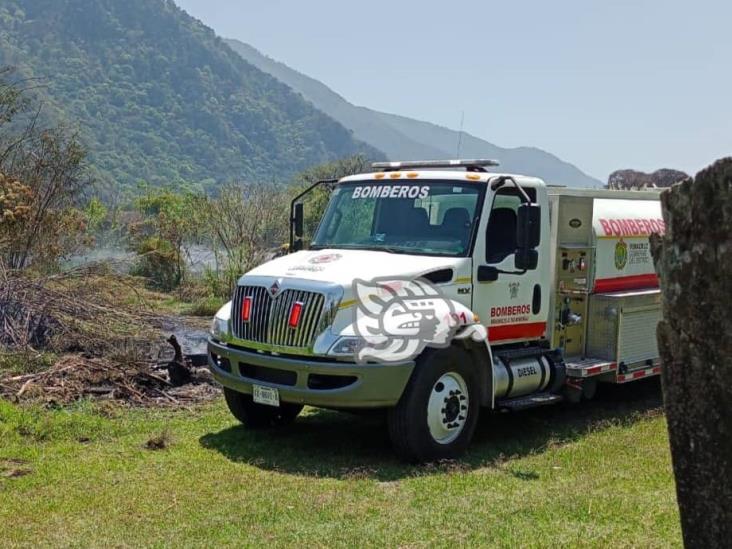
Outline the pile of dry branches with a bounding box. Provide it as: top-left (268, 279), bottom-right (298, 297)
top-left (0, 262), bottom-right (218, 407)
top-left (0, 353), bottom-right (217, 407)
top-left (0, 261), bottom-right (161, 356)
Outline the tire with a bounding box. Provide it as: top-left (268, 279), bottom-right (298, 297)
top-left (223, 388), bottom-right (303, 428)
top-left (387, 346), bottom-right (480, 463)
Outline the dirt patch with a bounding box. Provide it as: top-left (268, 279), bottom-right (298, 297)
top-left (1, 467), bottom-right (33, 479)
top-left (145, 429), bottom-right (173, 450)
top-left (0, 459), bottom-right (33, 479)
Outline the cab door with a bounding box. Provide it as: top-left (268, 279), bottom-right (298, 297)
top-left (471, 184), bottom-right (550, 345)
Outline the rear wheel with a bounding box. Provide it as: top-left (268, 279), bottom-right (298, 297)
top-left (387, 346), bottom-right (480, 462)
top-left (224, 388), bottom-right (303, 428)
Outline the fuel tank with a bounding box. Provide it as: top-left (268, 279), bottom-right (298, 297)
top-left (493, 355), bottom-right (553, 399)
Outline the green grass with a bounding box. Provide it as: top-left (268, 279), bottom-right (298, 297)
top-left (0, 351), bottom-right (57, 376)
top-left (185, 295), bottom-right (226, 317)
top-left (0, 380), bottom-right (681, 547)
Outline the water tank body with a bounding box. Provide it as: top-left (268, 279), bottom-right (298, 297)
top-left (591, 198), bottom-right (663, 293)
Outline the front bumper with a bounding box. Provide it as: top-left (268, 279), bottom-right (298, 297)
top-left (207, 339), bottom-right (415, 408)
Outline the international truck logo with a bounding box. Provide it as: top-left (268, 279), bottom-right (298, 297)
top-left (269, 280), bottom-right (281, 297)
top-left (614, 239), bottom-right (628, 270)
top-left (352, 278), bottom-right (461, 364)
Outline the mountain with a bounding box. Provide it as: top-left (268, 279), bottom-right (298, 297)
top-left (0, 0), bottom-right (382, 190)
top-left (226, 39), bottom-right (602, 188)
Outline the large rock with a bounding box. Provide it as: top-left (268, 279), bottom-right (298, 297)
top-left (608, 168), bottom-right (689, 190)
top-left (650, 158), bottom-right (732, 548)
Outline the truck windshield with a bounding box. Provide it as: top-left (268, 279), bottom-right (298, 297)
top-left (311, 180), bottom-right (485, 256)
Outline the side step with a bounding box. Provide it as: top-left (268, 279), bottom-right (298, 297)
top-left (496, 392), bottom-right (564, 412)
top-left (565, 357), bottom-right (617, 378)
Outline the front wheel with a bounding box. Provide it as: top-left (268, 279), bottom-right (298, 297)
top-left (224, 388), bottom-right (303, 428)
top-left (387, 346), bottom-right (480, 462)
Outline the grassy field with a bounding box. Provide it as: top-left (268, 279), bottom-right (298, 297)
top-left (0, 379), bottom-right (681, 547)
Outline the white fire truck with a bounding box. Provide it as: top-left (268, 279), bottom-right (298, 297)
top-left (208, 160), bottom-right (664, 462)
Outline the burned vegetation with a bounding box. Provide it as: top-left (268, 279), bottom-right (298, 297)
top-left (0, 69), bottom-right (219, 409)
top-left (0, 263), bottom-right (218, 407)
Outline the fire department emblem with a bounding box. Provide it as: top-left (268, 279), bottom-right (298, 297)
top-left (309, 253), bottom-right (342, 264)
top-left (509, 282), bottom-right (520, 299)
top-left (614, 239), bottom-right (628, 270)
top-left (269, 280), bottom-right (281, 297)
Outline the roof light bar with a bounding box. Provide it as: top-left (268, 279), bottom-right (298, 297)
top-left (371, 159), bottom-right (500, 172)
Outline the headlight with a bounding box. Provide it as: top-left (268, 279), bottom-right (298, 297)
top-left (210, 317), bottom-right (229, 339)
top-left (210, 301), bottom-right (232, 339)
top-left (328, 336), bottom-right (368, 357)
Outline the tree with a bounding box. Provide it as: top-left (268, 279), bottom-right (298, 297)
top-left (130, 187), bottom-right (205, 290)
top-left (0, 68), bottom-right (93, 270)
top-left (203, 182), bottom-right (286, 295)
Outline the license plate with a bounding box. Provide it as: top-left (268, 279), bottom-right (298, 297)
top-left (252, 384), bottom-right (280, 407)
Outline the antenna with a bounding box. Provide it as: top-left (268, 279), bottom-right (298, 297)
top-left (456, 110), bottom-right (465, 157)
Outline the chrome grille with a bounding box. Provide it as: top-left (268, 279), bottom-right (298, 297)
top-left (232, 285), bottom-right (326, 349)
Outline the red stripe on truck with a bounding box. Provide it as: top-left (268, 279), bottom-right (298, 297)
top-left (594, 273), bottom-right (659, 293)
top-left (488, 322), bottom-right (547, 342)
top-left (587, 363), bottom-right (617, 375)
top-left (616, 363), bottom-right (663, 383)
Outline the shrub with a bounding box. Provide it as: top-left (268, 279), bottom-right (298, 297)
top-left (187, 296), bottom-right (225, 317)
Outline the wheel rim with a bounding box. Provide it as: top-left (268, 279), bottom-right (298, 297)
top-left (427, 372), bottom-right (469, 445)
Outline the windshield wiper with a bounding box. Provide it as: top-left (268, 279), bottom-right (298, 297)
top-left (307, 244), bottom-right (409, 254)
top-left (344, 244), bottom-right (424, 255)
top-left (308, 244), bottom-right (455, 256)
top-left (372, 246), bottom-right (414, 255)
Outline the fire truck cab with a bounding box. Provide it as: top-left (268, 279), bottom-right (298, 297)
top-left (208, 160), bottom-right (664, 462)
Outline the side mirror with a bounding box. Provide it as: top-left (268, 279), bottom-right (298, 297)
top-left (515, 248), bottom-right (538, 271)
top-left (293, 202), bottom-right (304, 239)
top-left (291, 202), bottom-right (304, 252)
top-left (515, 204), bottom-right (540, 271)
top-left (477, 265), bottom-right (499, 282)
top-left (517, 204), bottom-right (541, 249)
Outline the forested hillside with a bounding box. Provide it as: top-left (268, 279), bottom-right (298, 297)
top-left (0, 0), bottom-right (381, 190)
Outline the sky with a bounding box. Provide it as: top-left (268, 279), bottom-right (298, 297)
top-left (175, 0), bottom-right (731, 182)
